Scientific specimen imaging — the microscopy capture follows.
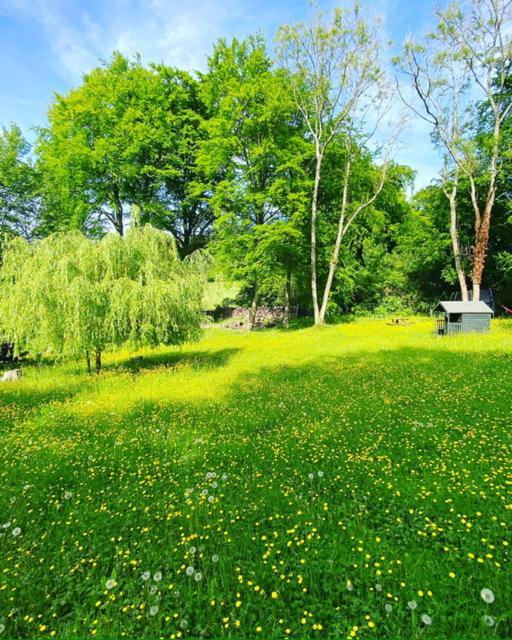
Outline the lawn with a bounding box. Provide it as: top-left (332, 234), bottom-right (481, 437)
top-left (0, 319), bottom-right (511, 639)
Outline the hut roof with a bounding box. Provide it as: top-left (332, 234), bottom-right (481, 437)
top-left (435, 301), bottom-right (494, 314)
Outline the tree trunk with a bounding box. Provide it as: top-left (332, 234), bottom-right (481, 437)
top-left (248, 283), bottom-right (259, 331)
top-left (471, 212), bottom-right (491, 303)
top-left (95, 350), bottom-right (102, 374)
top-left (311, 149), bottom-right (323, 325)
top-left (112, 183), bottom-right (124, 236)
top-left (283, 270), bottom-right (291, 328)
top-left (447, 190), bottom-right (468, 302)
top-left (471, 158), bottom-right (497, 302)
top-left (318, 159), bottom-right (351, 325)
top-left (86, 352), bottom-right (91, 375)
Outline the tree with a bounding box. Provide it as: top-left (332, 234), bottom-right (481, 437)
top-left (198, 36), bottom-right (308, 329)
top-left (396, 0), bottom-right (512, 301)
top-left (277, 3), bottom-right (394, 325)
top-left (0, 225), bottom-right (208, 372)
top-left (0, 124), bottom-right (40, 240)
top-left (37, 53), bottom-right (212, 246)
top-left (139, 66), bottom-right (213, 256)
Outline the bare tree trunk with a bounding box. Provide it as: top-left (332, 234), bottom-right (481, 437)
top-left (86, 352), bottom-right (91, 375)
top-left (318, 161), bottom-right (386, 325)
top-left (446, 188), bottom-right (468, 302)
top-left (318, 160), bottom-right (351, 325)
top-left (311, 148), bottom-right (323, 325)
top-left (248, 283), bottom-right (259, 331)
top-left (283, 270), bottom-right (291, 328)
top-left (95, 349), bottom-right (102, 374)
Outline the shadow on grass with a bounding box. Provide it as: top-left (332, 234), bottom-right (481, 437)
top-left (108, 347), bottom-right (240, 374)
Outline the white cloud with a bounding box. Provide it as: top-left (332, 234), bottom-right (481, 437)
top-left (2, 0), bottom-right (247, 83)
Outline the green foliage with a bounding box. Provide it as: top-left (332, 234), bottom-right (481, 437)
top-left (198, 36), bottom-right (309, 309)
top-left (0, 225), bottom-right (208, 370)
top-left (37, 54), bottom-right (211, 249)
top-left (0, 124), bottom-right (39, 239)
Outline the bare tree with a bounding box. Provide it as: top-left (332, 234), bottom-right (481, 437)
top-left (396, 0), bottom-right (512, 301)
top-left (276, 3), bottom-right (393, 325)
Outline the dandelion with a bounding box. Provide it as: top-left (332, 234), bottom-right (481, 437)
top-left (385, 604), bottom-right (392, 613)
top-left (482, 615), bottom-right (495, 627)
top-left (153, 571), bottom-right (162, 582)
top-left (308, 473), bottom-right (314, 480)
top-left (189, 547), bottom-right (196, 555)
top-left (317, 470), bottom-right (324, 477)
top-left (212, 554), bottom-right (219, 563)
top-left (221, 473), bottom-right (228, 481)
top-left (11, 527), bottom-right (21, 537)
top-left (375, 583), bottom-right (382, 592)
top-left (185, 566), bottom-right (194, 576)
top-left (271, 591), bottom-right (278, 599)
top-left (346, 580), bottom-right (354, 591)
top-left (180, 619), bottom-right (188, 630)
top-left (106, 579), bottom-right (117, 590)
top-left (480, 588), bottom-right (495, 604)
top-left (149, 605), bottom-right (158, 616)
top-left (142, 571), bottom-right (150, 581)
top-left (208, 495), bottom-right (214, 503)
top-left (194, 572), bottom-right (202, 581)
top-left (407, 600), bottom-right (418, 610)
top-left (421, 614), bottom-right (432, 626)
top-left (1, 522), bottom-right (10, 529)
top-left (64, 491), bottom-right (73, 500)
top-left (0, 624), bottom-right (5, 635)
top-left (149, 585), bottom-right (157, 595)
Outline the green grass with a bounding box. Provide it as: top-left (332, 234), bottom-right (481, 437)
top-left (0, 319), bottom-right (511, 639)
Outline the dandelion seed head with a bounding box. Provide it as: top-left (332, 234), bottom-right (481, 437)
top-left (149, 605), bottom-right (158, 616)
top-left (212, 554), bottom-right (219, 563)
top-left (407, 600), bottom-right (418, 610)
top-left (480, 588), bottom-right (495, 604)
top-left (194, 572), bottom-right (203, 581)
top-left (185, 566), bottom-right (194, 576)
top-left (105, 579), bottom-right (117, 590)
top-left (153, 571), bottom-right (162, 582)
top-left (482, 615), bottom-right (495, 627)
top-left (11, 527), bottom-right (21, 537)
top-left (421, 614), bottom-right (432, 626)
top-left (142, 571), bottom-right (150, 581)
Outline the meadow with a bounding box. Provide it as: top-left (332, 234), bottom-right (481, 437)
top-left (0, 319), bottom-right (511, 639)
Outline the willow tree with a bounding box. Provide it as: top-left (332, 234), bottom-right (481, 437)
top-left (0, 225), bottom-right (208, 372)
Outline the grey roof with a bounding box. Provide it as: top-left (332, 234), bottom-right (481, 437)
top-left (435, 301), bottom-right (494, 314)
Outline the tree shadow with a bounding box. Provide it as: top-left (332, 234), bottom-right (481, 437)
top-left (107, 347), bottom-right (240, 374)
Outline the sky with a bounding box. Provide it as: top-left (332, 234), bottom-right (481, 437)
top-left (0, 0), bottom-right (442, 189)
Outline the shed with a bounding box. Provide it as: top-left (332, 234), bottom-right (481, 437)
top-left (434, 301), bottom-right (493, 335)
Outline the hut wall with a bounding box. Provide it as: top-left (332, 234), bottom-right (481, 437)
top-left (460, 313), bottom-right (491, 333)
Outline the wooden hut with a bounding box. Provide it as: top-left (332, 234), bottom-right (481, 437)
top-left (434, 301), bottom-right (493, 335)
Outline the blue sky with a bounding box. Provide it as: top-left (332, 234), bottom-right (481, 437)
top-left (0, 0), bottom-right (441, 189)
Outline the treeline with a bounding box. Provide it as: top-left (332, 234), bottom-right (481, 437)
top-left (1, 1), bottom-right (511, 323)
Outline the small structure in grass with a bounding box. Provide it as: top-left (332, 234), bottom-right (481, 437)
top-left (434, 301), bottom-right (493, 335)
